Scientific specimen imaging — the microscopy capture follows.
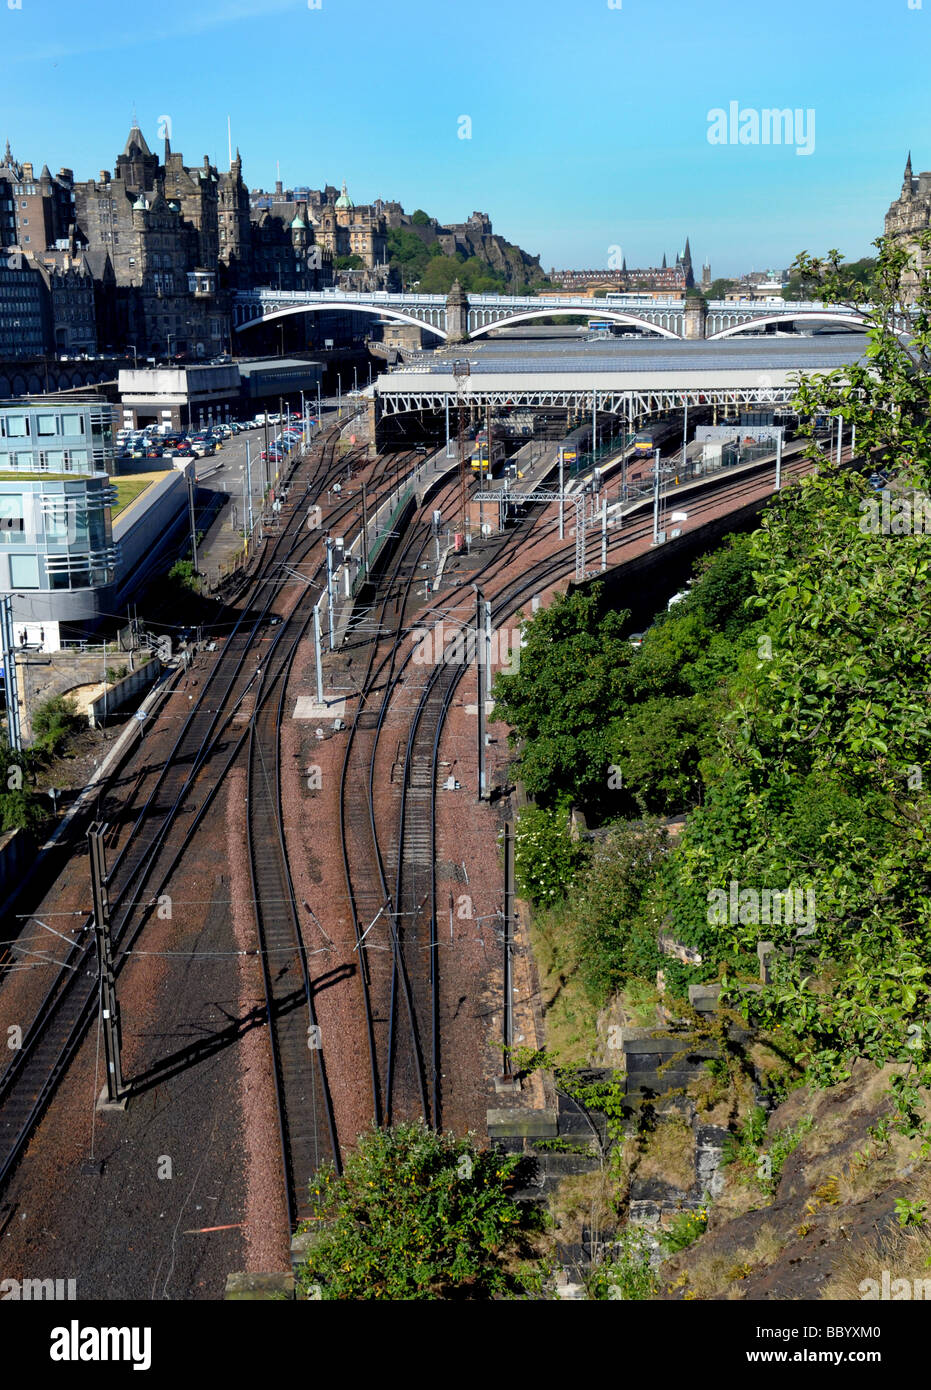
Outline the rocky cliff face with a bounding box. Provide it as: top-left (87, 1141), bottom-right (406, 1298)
top-left (403, 212), bottom-right (543, 286)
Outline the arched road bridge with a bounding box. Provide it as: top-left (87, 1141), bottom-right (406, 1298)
top-left (232, 286), bottom-right (898, 342)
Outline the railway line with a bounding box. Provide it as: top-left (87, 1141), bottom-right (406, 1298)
top-left (331, 444), bottom-right (817, 1140)
top-left (0, 432), bottom-right (417, 1202)
top-left (0, 419), bottom-right (818, 1249)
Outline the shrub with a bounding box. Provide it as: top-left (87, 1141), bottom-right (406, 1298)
top-left (295, 1122), bottom-right (542, 1300)
top-left (660, 1207), bottom-right (708, 1254)
top-left (30, 695), bottom-right (83, 757)
top-left (514, 802), bottom-right (585, 905)
top-left (586, 1228), bottom-right (658, 1300)
top-left (572, 819), bottom-right (669, 1002)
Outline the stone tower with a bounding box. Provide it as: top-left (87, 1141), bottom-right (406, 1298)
top-left (885, 152), bottom-right (931, 302)
top-left (683, 294), bottom-right (707, 340)
top-left (682, 237), bottom-right (695, 289)
top-left (446, 279), bottom-right (469, 342)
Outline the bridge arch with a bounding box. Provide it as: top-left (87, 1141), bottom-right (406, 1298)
top-left (709, 310), bottom-right (869, 339)
top-left (467, 306), bottom-right (680, 340)
top-left (233, 300), bottom-right (448, 340)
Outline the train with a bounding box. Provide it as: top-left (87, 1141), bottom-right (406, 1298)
top-left (470, 437), bottom-right (507, 474)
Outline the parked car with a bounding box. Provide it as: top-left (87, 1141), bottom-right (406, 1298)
top-left (145, 445), bottom-right (164, 458)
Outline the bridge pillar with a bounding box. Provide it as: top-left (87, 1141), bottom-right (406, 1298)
top-left (446, 279), bottom-right (469, 343)
top-left (683, 295), bottom-right (707, 340)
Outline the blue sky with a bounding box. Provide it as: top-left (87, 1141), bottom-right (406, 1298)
top-left (2, 0), bottom-right (929, 276)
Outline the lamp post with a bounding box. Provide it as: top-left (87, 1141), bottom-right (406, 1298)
top-left (652, 449), bottom-right (661, 545)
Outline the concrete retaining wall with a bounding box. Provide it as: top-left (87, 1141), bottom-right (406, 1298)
top-left (15, 650), bottom-right (115, 743)
top-left (0, 827), bottom-right (35, 920)
top-left (87, 657), bottom-right (163, 727)
top-left (113, 470), bottom-right (189, 605)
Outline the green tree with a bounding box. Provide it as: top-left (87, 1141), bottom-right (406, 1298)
top-left (606, 694), bottom-right (715, 816)
top-left (0, 738), bottom-right (44, 831)
top-left (491, 586), bottom-right (635, 814)
top-left (572, 819), bottom-right (668, 1001)
top-left (410, 209), bottom-right (431, 227)
top-left (514, 801), bottom-right (586, 905)
top-left (334, 253), bottom-right (364, 270)
top-left (782, 254), bottom-right (876, 302)
top-left (168, 558), bottom-right (199, 592)
top-left (386, 227), bottom-right (432, 283)
top-left (295, 1122), bottom-right (540, 1299)
top-left (708, 278), bottom-right (737, 299)
top-left (664, 234), bottom-right (931, 1114)
top-left (30, 695), bottom-right (83, 758)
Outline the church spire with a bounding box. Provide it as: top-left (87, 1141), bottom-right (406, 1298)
top-left (904, 151), bottom-right (914, 193)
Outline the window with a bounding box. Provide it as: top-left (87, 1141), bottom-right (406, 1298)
top-left (9, 553), bottom-right (39, 588)
top-left (61, 415), bottom-right (84, 437)
top-left (1, 415), bottom-right (29, 438)
top-left (37, 414), bottom-right (58, 436)
top-left (0, 495), bottom-right (24, 542)
top-left (44, 501), bottom-right (71, 541)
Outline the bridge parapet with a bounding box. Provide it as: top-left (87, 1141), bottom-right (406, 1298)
top-left (231, 288), bottom-right (890, 341)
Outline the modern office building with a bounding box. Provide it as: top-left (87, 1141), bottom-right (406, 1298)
top-left (0, 249), bottom-right (47, 358)
top-left (0, 398), bottom-right (120, 640)
top-left (0, 397), bottom-right (116, 474)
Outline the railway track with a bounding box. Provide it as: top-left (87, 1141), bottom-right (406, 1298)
top-left (338, 447), bottom-right (818, 1134)
top-left (0, 430), bottom-right (392, 1197)
top-left (337, 478), bottom-right (461, 1126)
top-left (0, 426), bottom-right (813, 1225)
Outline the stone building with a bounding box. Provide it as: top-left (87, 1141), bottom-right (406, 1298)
top-left (551, 240), bottom-right (696, 294)
top-left (250, 201), bottom-right (332, 291)
top-left (884, 153), bottom-right (931, 301)
top-left (30, 249), bottom-right (98, 355)
top-left (314, 182), bottom-right (388, 267)
top-left (250, 180), bottom-right (387, 269)
top-left (72, 124), bottom-right (229, 358)
top-left (0, 142), bottom-right (77, 253)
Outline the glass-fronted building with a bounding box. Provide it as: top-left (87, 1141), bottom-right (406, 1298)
top-left (0, 397), bottom-right (115, 475)
top-left (0, 398), bottom-right (120, 636)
